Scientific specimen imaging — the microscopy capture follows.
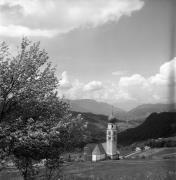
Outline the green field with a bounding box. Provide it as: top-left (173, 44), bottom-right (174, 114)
top-left (0, 158), bottom-right (176, 180)
top-left (62, 159), bottom-right (176, 180)
top-left (125, 147), bottom-right (176, 159)
top-left (153, 148), bottom-right (176, 158)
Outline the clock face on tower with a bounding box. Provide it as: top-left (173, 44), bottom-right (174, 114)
top-left (107, 129), bottom-right (117, 141)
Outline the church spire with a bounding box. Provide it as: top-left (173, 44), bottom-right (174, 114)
top-left (111, 105), bottom-right (114, 116)
top-left (108, 106), bottom-right (117, 123)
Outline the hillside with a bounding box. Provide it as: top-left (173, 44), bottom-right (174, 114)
top-left (118, 112), bottom-right (176, 145)
top-left (72, 112), bottom-right (139, 143)
top-left (126, 103), bottom-right (176, 121)
top-left (68, 99), bottom-right (176, 122)
top-left (125, 147), bottom-right (176, 159)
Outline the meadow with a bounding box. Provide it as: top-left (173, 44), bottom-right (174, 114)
top-left (62, 159), bottom-right (176, 180)
top-left (1, 159), bottom-right (175, 180)
top-left (1, 147), bottom-right (176, 180)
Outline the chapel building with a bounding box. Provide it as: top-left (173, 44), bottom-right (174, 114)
top-left (84, 115), bottom-right (120, 162)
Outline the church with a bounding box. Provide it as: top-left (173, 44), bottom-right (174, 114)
top-left (83, 115), bottom-right (120, 162)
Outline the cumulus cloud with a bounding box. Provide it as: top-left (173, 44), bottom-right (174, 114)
top-left (0, 25), bottom-right (58, 37)
top-left (149, 58), bottom-right (176, 86)
top-left (118, 58), bottom-right (176, 104)
top-left (59, 71), bottom-right (72, 90)
top-left (118, 74), bottom-right (151, 102)
top-left (84, 81), bottom-right (103, 91)
top-left (119, 74), bottom-right (148, 87)
top-left (58, 59), bottom-right (176, 108)
top-left (0, 0), bottom-right (144, 37)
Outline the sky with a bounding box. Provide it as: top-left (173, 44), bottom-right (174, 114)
top-left (0, 0), bottom-right (175, 110)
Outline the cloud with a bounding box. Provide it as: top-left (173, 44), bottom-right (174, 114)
top-left (112, 70), bottom-right (127, 76)
top-left (119, 74), bottom-right (147, 87)
top-left (58, 59), bottom-right (176, 108)
top-left (149, 58), bottom-right (176, 86)
top-left (0, 3), bottom-right (23, 16)
top-left (0, 0), bottom-right (144, 37)
top-left (118, 58), bottom-right (176, 103)
top-left (84, 81), bottom-right (103, 91)
top-left (0, 25), bottom-right (58, 37)
top-left (59, 71), bottom-right (72, 90)
top-left (118, 74), bottom-right (151, 102)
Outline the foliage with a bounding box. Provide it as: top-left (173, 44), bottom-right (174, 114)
top-left (0, 38), bottom-right (63, 123)
top-left (71, 112), bottom-right (107, 143)
top-left (0, 114), bottom-right (88, 179)
top-left (145, 138), bottom-right (176, 148)
top-left (0, 38), bottom-right (89, 180)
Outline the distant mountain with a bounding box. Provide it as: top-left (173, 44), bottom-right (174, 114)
top-left (126, 103), bottom-right (176, 121)
top-left (67, 99), bottom-right (176, 122)
top-left (118, 112), bottom-right (176, 145)
top-left (69, 99), bottom-right (126, 116)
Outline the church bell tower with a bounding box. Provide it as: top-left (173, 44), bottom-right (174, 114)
top-left (106, 113), bottom-right (118, 159)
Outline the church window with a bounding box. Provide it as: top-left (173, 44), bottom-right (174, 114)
top-left (108, 136), bottom-right (111, 140)
top-left (108, 131), bottom-right (111, 135)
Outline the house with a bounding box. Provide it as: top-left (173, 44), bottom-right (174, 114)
top-left (92, 144), bottom-right (106, 161)
top-left (84, 114), bottom-right (120, 162)
top-left (84, 143), bottom-right (97, 161)
top-left (144, 146), bottom-right (150, 150)
top-left (135, 147), bottom-right (141, 152)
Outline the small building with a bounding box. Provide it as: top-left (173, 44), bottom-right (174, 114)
top-left (144, 146), bottom-right (150, 150)
top-left (135, 147), bottom-right (141, 152)
top-left (92, 144), bottom-right (106, 162)
top-left (84, 143), bottom-right (97, 161)
top-left (84, 114), bottom-right (120, 162)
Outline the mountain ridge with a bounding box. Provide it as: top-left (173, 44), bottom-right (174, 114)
top-left (69, 99), bottom-right (126, 117)
top-left (126, 103), bottom-right (176, 120)
top-left (67, 99), bottom-right (176, 121)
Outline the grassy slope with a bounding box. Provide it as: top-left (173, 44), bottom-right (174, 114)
top-left (125, 147), bottom-right (176, 159)
top-left (1, 159), bottom-right (176, 180)
top-left (62, 159), bottom-right (176, 180)
top-left (118, 112), bottom-right (176, 145)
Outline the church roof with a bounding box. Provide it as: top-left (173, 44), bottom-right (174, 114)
top-left (108, 114), bottom-right (118, 124)
top-left (92, 144), bottom-right (106, 155)
top-left (101, 142), bottom-right (107, 152)
top-left (84, 143), bottom-right (97, 152)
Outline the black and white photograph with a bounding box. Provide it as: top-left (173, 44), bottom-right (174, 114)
top-left (0, 0), bottom-right (176, 179)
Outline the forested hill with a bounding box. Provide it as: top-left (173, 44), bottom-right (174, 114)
top-left (71, 111), bottom-right (139, 143)
top-left (118, 112), bottom-right (176, 145)
top-left (125, 103), bottom-right (176, 121)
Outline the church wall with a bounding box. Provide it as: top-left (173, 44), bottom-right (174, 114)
top-left (106, 128), bottom-right (117, 156)
top-left (92, 154), bottom-right (106, 162)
